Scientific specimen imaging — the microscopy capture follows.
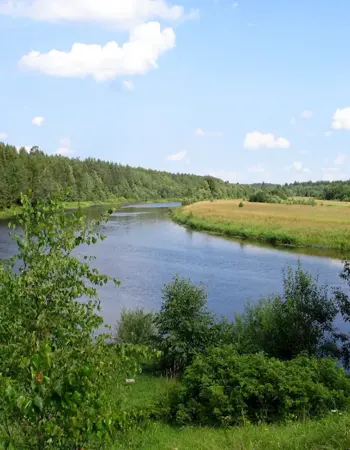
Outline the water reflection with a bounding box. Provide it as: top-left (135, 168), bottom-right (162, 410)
top-left (0, 202), bottom-right (348, 328)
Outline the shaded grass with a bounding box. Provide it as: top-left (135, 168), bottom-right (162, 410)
top-left (114, 415), bottom-right (350, 450)
top-left (171, 200), bottom-right (350, 255)
top-left (107, 375), bottom-right (350, 450)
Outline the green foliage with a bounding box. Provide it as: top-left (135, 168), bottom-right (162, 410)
top-left (116, 308), bottom-right (156, 347)
top-left (0, 142), bottom-right (255, 211)
top-left (154, 277), bottom-right (215, 376)
top-left (232, 264), bottom-right (339, 360)
top-left (114, 413), bottom-right (350, 450)
top-left (0, 195), bottom-right (151, 449)
top-left (170, 347), bottom-right (350, 426)
top-left (238, 201), bottom-right (244, 207)
top-left (249, 190), bottom-right (282, 204)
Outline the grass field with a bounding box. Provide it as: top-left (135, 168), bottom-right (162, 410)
top-left (110, 375), bottom-right (350, 450)
top-left (171, 199), bottom-right (350, 255)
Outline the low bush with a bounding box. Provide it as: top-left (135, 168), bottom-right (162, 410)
top-left (116, 307), bottom-right (156, 347)
top-left (232, 263), bottom-right (339, 360)
top-left (238, 201), bottom-right (244, 207)
top-left (154, 276), bottom-right (216, 376)
top-left (171, 347), bottom-right (350, 426)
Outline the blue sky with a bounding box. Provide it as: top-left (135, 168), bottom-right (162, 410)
top-left (0, 0), bottom-right (349, 184)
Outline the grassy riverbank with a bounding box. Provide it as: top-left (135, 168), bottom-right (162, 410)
top-left (0, 199), bottom-right (125, 220)
top-left (111, 375), bottom-right (350, 450)
top-left (0, 198), bottom-right (181, 220)
top-left (171, 199), bottom-right (350, 253)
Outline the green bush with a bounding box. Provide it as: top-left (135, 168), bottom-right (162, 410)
top-left (171, 347), bottom-right (350, 426)
top-left (238, 201), bottom-right (244, 207)
top-left (116, 307), bottom-right (156, 347)
top-left (232, 264), bottom-right (339, 360)
top-left (0, 196), bottom-right (150, 449)
top-left (154, 277), bottom-right (215, 376)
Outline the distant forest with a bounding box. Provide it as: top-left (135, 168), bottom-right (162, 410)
top-left (1, 142), bottom-right (350, 209)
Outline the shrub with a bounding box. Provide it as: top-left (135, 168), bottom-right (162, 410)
top-left (0, 196), bottom-right (149, 448)
top-left (171, 346), bottom-right (350, 426)
top-left (238, 201), bottom-right (244, 208)
top-left (116, 307), bottom-right (156, 347)
top-left (232, 263), bottom-right (339, 360)
top-left (154, 276), bottom-right (215, 376)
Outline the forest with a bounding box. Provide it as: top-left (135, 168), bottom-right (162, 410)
top-left (1, 141), bottom-right (350, 210)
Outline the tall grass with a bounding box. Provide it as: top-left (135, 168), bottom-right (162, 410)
top-left (109, 375), bottom-right (350, 450)
top-left (171, 199), bottom-right (350, 253)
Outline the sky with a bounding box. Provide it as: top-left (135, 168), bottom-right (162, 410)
top-left (0, 0), bottom-right (350, 184)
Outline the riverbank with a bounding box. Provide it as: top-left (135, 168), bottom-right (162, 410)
top-left (0, 198), bottom-right (182, 220)
top-left (171, 199), bottom-right (350, 255)
top-left (111, 375), bottom-right (350, 450)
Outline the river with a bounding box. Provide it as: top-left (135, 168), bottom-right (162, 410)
top-left (0, 202), bottom-right (347, 327)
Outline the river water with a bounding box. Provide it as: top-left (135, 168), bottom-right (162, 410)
top-left (0, 202), bottom-right (347, 327)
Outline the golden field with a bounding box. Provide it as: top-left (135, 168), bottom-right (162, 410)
top-left (171, 199), bottom-right (350, 254)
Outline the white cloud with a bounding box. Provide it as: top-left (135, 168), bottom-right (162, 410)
top-left (167, 150), bottom-right (186, 161)
top-left (301, 109), bottom-right (313, 119)
top-left (208, 170), bottom-right (241, 183)
top-left (195, 128), bottom-right (223, 137)
top-left (123, 80), bottom-right (135, 90)
top-left (292, 161), bottom-right (303, 171)
top-left (0, 0), bottom-right (198, 28)
top-left (290, 117), bottom-right (296, 126)
top-left (32, 116), bottom-right (44, 126)
top-left (334, 153), bottom-right (346, 165)
top-left (19, 22), bottom-right (176, 82)
top-left (56, 137), bottom-right (73, 156)
top-left (285, 161), bottom-right (310, 173)
top-left (322, 167), bottom-right (346, 181)
top-left (325, 131), bottom-right (332, 137)
top-left (56, 147), bottom-right (74, 156)
top-left (244, 131), bottom-right (291, 149)
top-left (0, 132), bottom-right (8, 140)
top-left (332, 107), bottom-right (350, 130)
top-left (248, 163), bottom-right (265, 173)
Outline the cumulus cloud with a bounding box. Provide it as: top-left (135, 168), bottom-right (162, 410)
top-left (332, 107), bottom-right (350, 130)
top-left (301, 109), bottom-right (313, 119)
top-left (195, 128), bottom-right (223, 137)
top-left (0, 132), bottom-right (8, 140)
top-left (123, 80), bottom-right (135, 90)
top-left (0, 0), bottom-right (198, 28)
top-left (285, 161), bottom-right (310, 173)
top-left (322, 167), bottom-right (346, 181)
top-left (292, 161), bottom-right (303, 171)
top-left (19, 22), bottom-right (176, 81)
top-left (32, 116), bottom-right (44, 126)
top-left (167, 150), bottom-right (186, 161)
top-left (56, 137), bottom-right (74, 156)
top-left (208, 170), bottom-right (241, 183)
top-left (248, 163), bottom-right (265, 173)
top-left (334, 153), bottom-right (346, 165)
top-left (244, 131), bottom-right (291, 149)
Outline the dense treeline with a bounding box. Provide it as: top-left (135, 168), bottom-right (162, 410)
top-left (0, 142), bottom-right (253, 209)
top-left (255, 181), bottom-right (350, 202)
top-left (1, 142), bottom-right (350, 211)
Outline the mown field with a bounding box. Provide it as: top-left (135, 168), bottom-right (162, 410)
top-left (171, 199), bottom-right (350, 254)
top-left (110, 376), bottom-right (350, 450)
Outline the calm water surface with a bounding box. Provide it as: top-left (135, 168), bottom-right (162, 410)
top-left (0, 202), bottom-right (347, 327)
